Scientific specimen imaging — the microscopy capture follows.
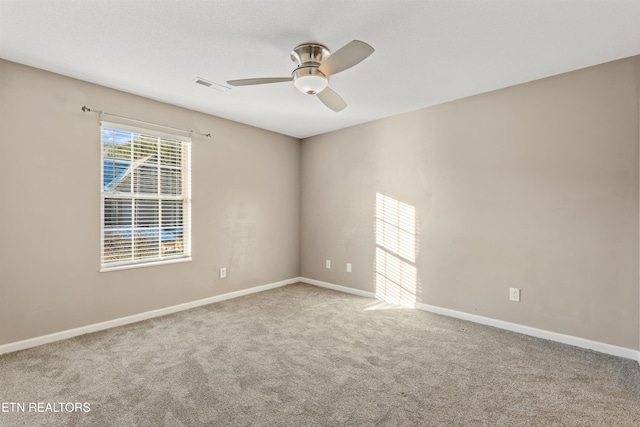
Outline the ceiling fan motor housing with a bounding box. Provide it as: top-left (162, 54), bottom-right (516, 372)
top-left (290, 44), bottom-right (331, 95)
top-left (290, 43), bottom-right (330, 66)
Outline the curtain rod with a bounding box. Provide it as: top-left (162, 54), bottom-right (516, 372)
top-left (81, 106), bottom-right (211, 139)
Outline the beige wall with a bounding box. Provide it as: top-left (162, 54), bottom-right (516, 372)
top-left (2, 56), bottom-right (639, 352)
top-left (0, 60), bottom-right (301, 345)
top-left (301, 57), bottom-right (640, 350)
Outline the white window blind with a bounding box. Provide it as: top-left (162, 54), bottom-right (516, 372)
top-left (101, 122), bottom-right (191, 270)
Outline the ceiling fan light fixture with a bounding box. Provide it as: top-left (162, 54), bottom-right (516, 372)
top-left (292, 67), bottom-right (328, 95)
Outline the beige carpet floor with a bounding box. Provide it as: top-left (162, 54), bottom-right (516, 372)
top-left (1, 282), bottom-right (639, 426)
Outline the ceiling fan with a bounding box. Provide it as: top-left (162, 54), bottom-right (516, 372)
top-left (227, 40), bottom-right (374, 112)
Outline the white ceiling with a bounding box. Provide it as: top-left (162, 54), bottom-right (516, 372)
top-left (1, 0), bottom-right (639, 139)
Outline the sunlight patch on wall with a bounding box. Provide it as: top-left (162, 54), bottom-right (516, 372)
top-left (374, 193), bottom-right (418, 307)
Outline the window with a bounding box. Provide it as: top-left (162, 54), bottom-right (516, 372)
top-left (101, 122), bottom-right (191, 270)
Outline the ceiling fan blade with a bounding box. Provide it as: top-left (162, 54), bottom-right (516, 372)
top-left (318, 40), bottom-right (374, 76)
top-left (317, 87), bottom-right (347, 112)
top-left (226, 77), bottom-right (292, 86)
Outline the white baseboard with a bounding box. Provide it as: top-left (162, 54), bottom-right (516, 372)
top-left (299, 278), bottom-right (640, 364)
top-left (3, 277), bottom-right (639, 365)
top-left (0, 277), bottom-right (298, 356)
top-left (415, 302), bottom-right (640, 362)
top-left (300, 277), bottom-right (376, 299)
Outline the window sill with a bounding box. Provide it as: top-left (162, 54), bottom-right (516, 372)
top-left (100, 256), bottom-right (192, 273)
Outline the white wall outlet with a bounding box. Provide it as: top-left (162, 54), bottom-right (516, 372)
top-left (346, 263), bottom-right (352, 273)
top-left (220, 267), bottom-right (227, 279)
top-left (509, 287), bottom-right (520, 302)
top-left (326, 260), bottom-right (331, 269)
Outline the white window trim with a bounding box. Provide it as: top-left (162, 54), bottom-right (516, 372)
top-left (100, 121), bottom-right (192, 272)
top-left (99, 256), bottom-right (192, 273)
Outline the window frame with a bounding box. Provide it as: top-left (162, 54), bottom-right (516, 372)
top-left (99, 121), bottom-right (192, 272)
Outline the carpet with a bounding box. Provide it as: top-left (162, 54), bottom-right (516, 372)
top-left (1, 282), bottom-right (639, 426)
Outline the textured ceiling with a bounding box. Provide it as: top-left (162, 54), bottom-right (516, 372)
top-left (1, 0), bottom-right (640, 139)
